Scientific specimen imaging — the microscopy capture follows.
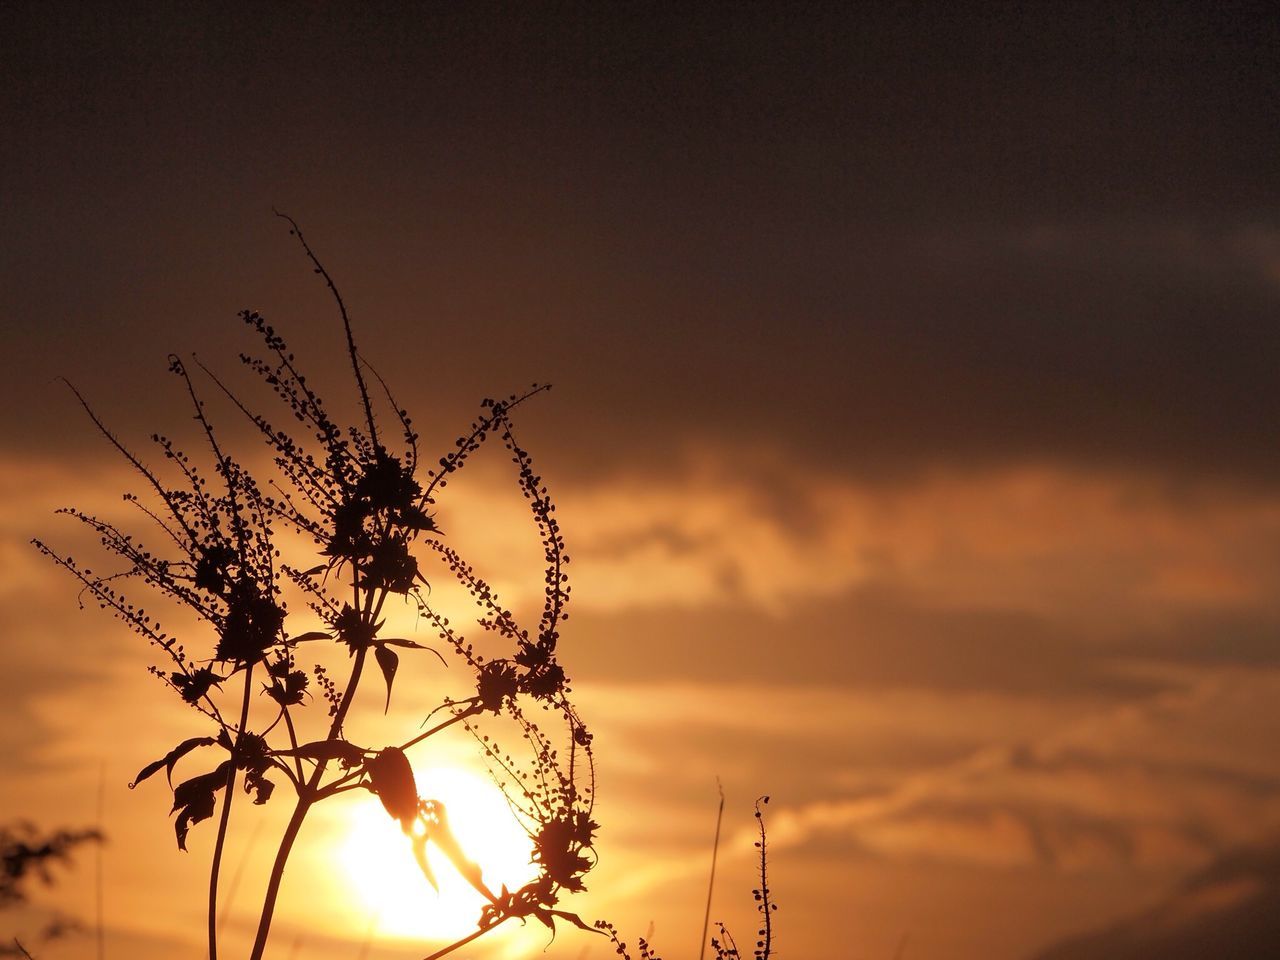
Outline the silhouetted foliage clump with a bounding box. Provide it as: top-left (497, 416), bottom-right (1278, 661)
top-left (34, 215), bottom-right (596, 960)
top-left (1, 823), bottom-right (102, 957)
top-left (0, 824), bottom-right (101, 911)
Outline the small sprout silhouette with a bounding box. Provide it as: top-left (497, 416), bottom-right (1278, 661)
top-left (35, 216), bottom-right (599, 960)
top-left (715, 797), bottom-right (777, 960)
top-left (607, 796), bottom-right (783, 960)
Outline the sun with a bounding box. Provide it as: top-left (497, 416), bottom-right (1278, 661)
top-left (334, 763), bottom-right (538, 942)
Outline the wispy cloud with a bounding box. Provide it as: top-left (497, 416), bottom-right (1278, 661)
top-left (434, 457), bottom-right (1280, 625)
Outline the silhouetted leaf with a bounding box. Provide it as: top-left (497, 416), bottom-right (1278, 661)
top-left (249, 776), bottom-right (274, 805)
top-left (286, 631), bottom-right (331, 644)
top-left (547, 908), bottom-right (598, 934)
top-left (381, 637), bottom-right (424, 648)
top-left (383, 638), bottom-right (448, 666)
top-left (375, 645), bottom-right (399, 713)
top-left (129, 736), bottom-right (216, 790)
top-left (171, 761), bottom-right (231, 851)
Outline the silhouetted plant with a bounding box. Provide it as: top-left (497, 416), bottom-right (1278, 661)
top-left (34, 215), bottom-right (596, 960)
top-left (1, 822), bottom-right (102, 957)
top-left (716, 797), bottom-right (777, 960)
top-left (601, 797), bottom-right (779, 960)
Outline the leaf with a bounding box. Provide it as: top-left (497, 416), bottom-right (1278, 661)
top-left (171, 761), bottom-right (231, 850)
top-left (375, 645), bottom-right (399, 714)
top-left (286, 630), bottom-right (332, 644)
top-left (546, 908), bottom-right (601, 935)
top-left (271, 739), bottom-right (366, 765)
top-left (300, 564), bottom-right (327, 577)
top-left (249, 776), bottom-right (274, 805)
top-left (129, 736), bottom-right (216, 790)
top-left (383, 638), bottom-right (448, 667)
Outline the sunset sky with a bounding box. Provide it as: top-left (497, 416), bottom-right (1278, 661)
top-left (4, 4), bottom-right (1280, 959)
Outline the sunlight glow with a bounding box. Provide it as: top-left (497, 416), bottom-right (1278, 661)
top-left (335, 764), bottom-right (538, 942)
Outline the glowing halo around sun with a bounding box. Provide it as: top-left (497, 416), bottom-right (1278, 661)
top-left (334, 764), bottom-right (539, 943)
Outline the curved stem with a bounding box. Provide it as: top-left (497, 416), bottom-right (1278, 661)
top-left (209, 663), bottom-right (253, 960)
top-left (246, 793), bottom-right (310, 960)
top-left (274, 210), bottom-right (379, 447)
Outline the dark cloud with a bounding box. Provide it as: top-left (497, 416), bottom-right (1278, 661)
top-left (3, 4), bottom-right (1279, 487)
top-left (567, 584), bottom-right (1209, 696)
top-left (1030, 837), bottom-right (1280, 960)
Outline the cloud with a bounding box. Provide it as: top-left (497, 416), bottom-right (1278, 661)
top-left (730, 668), bottom-right (1280, 872)
top-left (439, 457), bottom-right (1280, 623)
top-left (9, 430), bottom-right (1280, 959)
top-left (573, 666), bottom-right (1280, 902)
top-left (1030, 837), bottom-right (1280, 960)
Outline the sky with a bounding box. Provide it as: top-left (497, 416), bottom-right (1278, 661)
top-left (3, 2), bottom-right (1280, 958)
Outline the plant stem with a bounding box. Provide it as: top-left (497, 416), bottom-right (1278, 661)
top-left (698, 778), bottom-right (725, 960)
top-left (96, 760), bottom-right (105, 960)
top-left (247, 793), bottom-right (310, 960)
top-left (420, 916), bottom-right (512, 960)
top-left (209, 664), bottom-right (253, 960)
top-left (248, 646), bottom-right (368, 960)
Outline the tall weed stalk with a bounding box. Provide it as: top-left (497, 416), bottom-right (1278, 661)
top-left (34, 216), bottom-right (598, 959)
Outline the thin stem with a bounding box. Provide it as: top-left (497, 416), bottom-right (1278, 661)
top-left (754, 796), bottom-right (773, 960)
top-left (60, 379), bottom-right (201, 550)
top-left (417, 384), bottom-right (550, 508)
top-left (274, 210), bottom-right (379, 447)
top-left (401, 704), bottom-right (478, 753)
top-left (209, 664), bottom-right (254, 960)
top-left (420, 916), bottom-right (513, 960)
top-left (249, 642), bottom-right (369, 960)
top-left (96, 761), bottom-right (105, 960)
top-left (218, 817), bottom-right (265, 938)
top-left (247, 796), bottom-right (310, 960)
top-left (281, 704), bottom-right (305, 783)
top-left (698, 778), bottom-right (725, 960)
top-left (315, 705), bottom-right (479, 801)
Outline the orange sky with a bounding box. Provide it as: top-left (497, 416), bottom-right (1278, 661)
top-left (4, 5), bottom-right (1280, 960)
top-left (6, 447), bottom-right (1280, 959)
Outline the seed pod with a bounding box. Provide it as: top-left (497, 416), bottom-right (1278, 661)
top-left (366, 746), bottom-right (418, 832)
